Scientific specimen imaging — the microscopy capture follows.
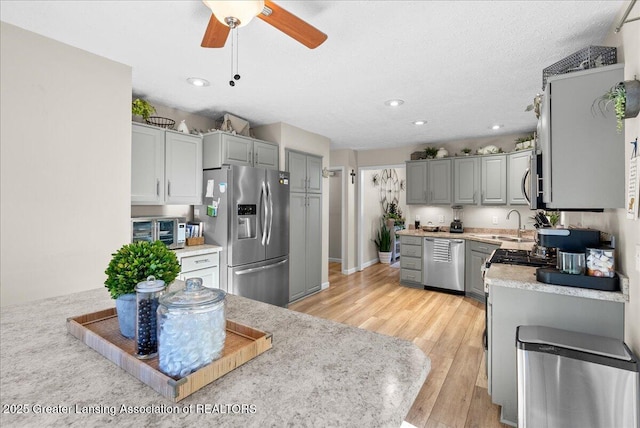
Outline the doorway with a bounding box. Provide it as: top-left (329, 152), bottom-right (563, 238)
top-left (328, 168), bottom-right (343, 270)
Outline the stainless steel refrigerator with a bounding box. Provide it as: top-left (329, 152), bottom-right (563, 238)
top-left (196, 164), bottom-right (289, 307)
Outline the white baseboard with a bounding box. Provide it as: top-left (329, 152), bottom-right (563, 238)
top-left (342, 266), bottom-right (357, 275)
top-left (328, 257), bottom-right (342, 263)
top-left (360, 258), bottom-right (379, 270)
top-left (321, 281), bottom-right (330, 290)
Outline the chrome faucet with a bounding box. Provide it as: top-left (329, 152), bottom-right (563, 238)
top-left (507, 209), bottom-right (522, 238)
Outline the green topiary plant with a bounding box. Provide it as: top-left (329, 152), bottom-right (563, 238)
top-left (131, 98), bottom-right (156, 120)
top-left (104, 241), bottom-right (180, 299)
top-left (424, 147), bottom-right (439, 159)
top-left (374, 220), bottom-right (392, 252)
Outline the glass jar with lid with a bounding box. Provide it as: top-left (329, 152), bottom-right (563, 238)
top-left (157, 278), bottom-right (226, 378)
top-left (134, 275), bottom-right (166, 359)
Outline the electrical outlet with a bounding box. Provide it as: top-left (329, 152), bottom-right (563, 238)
top-left (492, 216), bottom-right (498, 225)
top-left (439, 215), bottom-right (445, 223)
top-left (636, 245), bottom-right (640, 273)
top-left (194, 208), bottom-right (200, 217)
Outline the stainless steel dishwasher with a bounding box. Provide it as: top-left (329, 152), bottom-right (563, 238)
top-left (423, 238), bottom-right (465, 293)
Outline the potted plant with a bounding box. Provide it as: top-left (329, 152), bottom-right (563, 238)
top-left (595, 80), bottom-right (640, 133)
top-left (385, 202), bottom-right (405, 227)
top-left (461, 148), bottom-right (472, 156)
top-left (131, 98), bottom-right (156, 122)
top-left (424, 147), bottom-right (438, 159)
top-left (545, 210), bottom-right (560, 227)
top-left (374, 220), bottom-right (393, 264)
top-left (104, 241), bottom-right (181, 338)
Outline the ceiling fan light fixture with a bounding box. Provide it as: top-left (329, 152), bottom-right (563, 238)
top-left (490, 124), bottom-right (504, 130)
top-left (203, 0), bottom-right (265, 28)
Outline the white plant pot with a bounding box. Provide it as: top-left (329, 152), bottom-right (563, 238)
top-left (378, 251), bottom-right (392, 264)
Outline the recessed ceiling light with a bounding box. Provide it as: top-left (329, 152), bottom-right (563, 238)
top-left (187, 77), bottom-right (210, 87)
top-left (385, 99), bottom-right (404, 107)
top-left (490, 124), bottom-right (503, 130)
top-left (413, 120), bottom-right (427, 125)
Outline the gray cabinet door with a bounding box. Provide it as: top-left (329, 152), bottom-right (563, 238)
top-left (508, 150), bottom-right (531, 205)
top-left (428, 159), bottom-right (452, 204)
top-left (306, 155), bottom-right (322, 194)
top-left (289, 192), bottom-right (307, 301)
top-left (454, 157), bottom-right (479, 205)
top-left (254, 141), bottom-right (279, 170)
top-left (406, 161), bottom-right (428, 204)
top-left (481, 155), bottom-right (507, 205)
top-left (287, 151), bottom-right (308, 192)
top-left (223, 134), bottom-right (253, 166)
top-left (306, 193), bottom-right (322, 293)
top-left (132, 123), bottom-right (165, 204)
top-left (464, 241), bottom-right (498, 300)
top-left (164, 131), bottom-right (202, 205)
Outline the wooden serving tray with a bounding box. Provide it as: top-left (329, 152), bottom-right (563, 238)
top-left (67, 308), bottom-right (272, 402)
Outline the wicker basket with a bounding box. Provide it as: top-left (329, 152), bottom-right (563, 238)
top-left (145, 116), bottom-right (175, 129)
top-left (542, 46), bottom-right (616, 90)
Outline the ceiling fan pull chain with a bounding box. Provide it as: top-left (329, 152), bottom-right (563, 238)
top-left (234, 29), bottom-right (241, 82)
top-left (229, 28), bottom-right (241, 87)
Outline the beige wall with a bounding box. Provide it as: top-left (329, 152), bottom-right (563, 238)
top-left (253, 122), bottom-right (332, 286)
top-left (564, 4), bottom-right (640, 353)
top-left (1, 22), bottom-right (132, 306)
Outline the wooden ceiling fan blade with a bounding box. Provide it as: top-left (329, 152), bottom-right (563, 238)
top-left (258, 1), bottom-right (327, 49)
top-left (201, 14), bottom-right (230, 48)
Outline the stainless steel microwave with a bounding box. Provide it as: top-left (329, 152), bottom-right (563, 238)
top-left (131, 217), bottom-right (186, 249)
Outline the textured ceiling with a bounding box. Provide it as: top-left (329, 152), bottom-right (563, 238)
top-left (0, 1), bottom-right (625, 150)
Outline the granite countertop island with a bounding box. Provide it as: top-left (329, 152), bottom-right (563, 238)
top-left (0, 287), bottom-right (430, 428)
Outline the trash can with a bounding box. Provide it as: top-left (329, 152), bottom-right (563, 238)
top-left (516, 325), bottom-right (639, 428)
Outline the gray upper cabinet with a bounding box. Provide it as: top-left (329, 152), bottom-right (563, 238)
top-left (203, 131), bottom-right (279, 170)
top-left (481, 155), bottom-right (507, 205)
top-left (406, 161), bottom-right (428, 205)
top-left (132, 123), bottom-right (202, 205)
top-left (427, 159), bottom-right (452, 204)
top-left (507, 150), bottom-right (531, 205)
top-left (540, 64), bottom-right (624, 209)
top-left (454, 156), bottom-right (480, 205)
top-left (287, 151), bottom-right (322, 194)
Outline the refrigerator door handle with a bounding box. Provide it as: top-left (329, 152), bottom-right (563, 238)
top-left (266, 182), bottom-right (274, 245)
top-left (234, 259), bottom-right (288, 275)
top-left (261, 182), bottom-right (268, 246)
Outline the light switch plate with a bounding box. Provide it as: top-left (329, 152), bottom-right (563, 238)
top-left (194, 208), bottom-right (200, 217)
top-left (439, 215), bottom-right (445, 223)
top-left (492, 216), bottom-right (498, 225)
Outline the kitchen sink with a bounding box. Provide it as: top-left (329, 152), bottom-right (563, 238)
top-left (471, 234), bottom-right (534, 243)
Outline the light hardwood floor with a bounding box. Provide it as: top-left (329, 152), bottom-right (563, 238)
top-left (289, 262), bottom-right (508, 428)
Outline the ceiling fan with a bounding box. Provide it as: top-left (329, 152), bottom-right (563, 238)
top-left (201, 0), bottom-right (328, 49)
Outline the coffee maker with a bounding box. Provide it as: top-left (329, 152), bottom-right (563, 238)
top-left (535, 228), bottom-right (618, 291)
top-left (450, 205), bottom-right (464, 233)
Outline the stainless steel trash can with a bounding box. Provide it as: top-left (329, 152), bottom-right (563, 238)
top-left (517, 325), bottom-right (639, 428)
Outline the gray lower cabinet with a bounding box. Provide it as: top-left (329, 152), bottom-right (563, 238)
top-left (481, 154), bottom-right (507, 205)
top-left (399, 235), bottom-right (423, 288)
top-left (289, 192), bottom-right (322, 302)
top-left (488, 285), bottom-right (624, 426)
top-left (507, 150), bottom-right (531, 205)
top-left (464, 240), bottom-right (499, 301)
top-left (454, 156), bottom-right (480, 205)
top-left (203, 131), bottom-right (279, 170)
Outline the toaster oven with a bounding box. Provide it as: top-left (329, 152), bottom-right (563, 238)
top-left (131, 217), bottom-right (186, 249)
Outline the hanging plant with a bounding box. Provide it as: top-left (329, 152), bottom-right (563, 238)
top-left (594, 80), bottom-right (640, 133)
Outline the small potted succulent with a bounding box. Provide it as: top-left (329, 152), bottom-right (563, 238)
top-left (424, 147), bottom-right (439, 159)
top-left (131, 98), bottom-right (156, 122)
top-left (595, 80), bottom-right (640, 133)
top-left (104, 241), bottom-right (180, 338)
top-left (461, 148), bottom-right (472, 156)
top-left (374, 220), bottom-right (392, 264)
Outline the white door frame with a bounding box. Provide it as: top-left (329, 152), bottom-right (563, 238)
top-left (357, 164), bottom-right (406, 271)
top-left (327, 166), bottom-right (346, 272)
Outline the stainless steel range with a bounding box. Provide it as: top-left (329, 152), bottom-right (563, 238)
top-left (488, 248), bottom-right (556, 268)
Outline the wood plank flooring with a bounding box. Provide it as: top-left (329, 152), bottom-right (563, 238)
top-left (289, 262), bottom-right (508, 428)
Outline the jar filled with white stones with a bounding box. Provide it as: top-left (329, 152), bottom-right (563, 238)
top-left (134, 275), bottom-right (166, 359)
top-left (157, 278), bottom-right (226, 378)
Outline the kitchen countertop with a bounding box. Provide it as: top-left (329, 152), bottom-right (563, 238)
top-left (397, 229), bottom-right (629, 303)
top-left (173, 244), bottom-right (222, 259)
top-left (0, 285), bottom-right (429, 428)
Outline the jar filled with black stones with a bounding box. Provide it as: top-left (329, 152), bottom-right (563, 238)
top-left (134, 275), bottom-right (166, 359)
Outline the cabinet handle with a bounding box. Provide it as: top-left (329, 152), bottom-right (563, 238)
top-left (167, 181), bottom-right (171, 196)
top-left (255, 152), bottom-right (259, 165)
top-left (195, 259), bottom-right (210, 264)
top-left (156, 179), bottom-right (160, 197)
